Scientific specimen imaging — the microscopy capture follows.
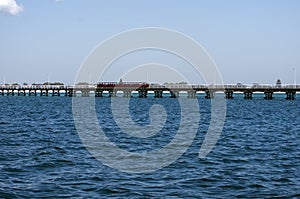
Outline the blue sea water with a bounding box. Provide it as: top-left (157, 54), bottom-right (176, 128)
top-left (0, 95), bottom-right (299, 198)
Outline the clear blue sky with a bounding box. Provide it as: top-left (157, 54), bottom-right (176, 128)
top-left (1, 0), bottom-right (299, 85)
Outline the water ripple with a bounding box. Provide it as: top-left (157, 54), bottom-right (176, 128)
top-left (0, 97), bottom-right (299, 197)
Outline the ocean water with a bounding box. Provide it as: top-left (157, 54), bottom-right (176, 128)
top-left (0, 96), bottom-right (299, 198)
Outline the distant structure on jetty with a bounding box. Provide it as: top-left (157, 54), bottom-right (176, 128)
top-left (0, 81), bottom-right (299, 100)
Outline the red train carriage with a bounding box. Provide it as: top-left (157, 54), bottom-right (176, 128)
top-left (97, 82), bottom-right (149, 89)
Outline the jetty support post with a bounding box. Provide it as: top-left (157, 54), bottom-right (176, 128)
top-left (264, 90), bottom-right (273, 100)
top-left (170, 91), bottom-right (179, 98)
top-left (154, 90), bottom-right (163, 98)
top-left (244, 91), bottom-right (253, 99)
top-left (67, 89), bottom-right (74, 97)
top-left (82, 90), bottom-right (89, 97)
top-left (95, 90), bottom-right (103, 97)
top-left (138, 90), bottom-right (147, 98)
top-left (188, 91), bottom-right (196, 98)
top-left (205, 90), bottom-right (214, 99)
top-left (225, 90), bottom-right (234, 99)
top-left (286, 91), bottom-right (296, 100)
top-left (123, 90), bottom-right (131, 98)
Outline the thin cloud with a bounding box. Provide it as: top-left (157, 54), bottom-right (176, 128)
top-left (0, 0), bottom-right (23, 16)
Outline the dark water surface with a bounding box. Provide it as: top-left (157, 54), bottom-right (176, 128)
top-left (0, 96), bottom-right (299, 198)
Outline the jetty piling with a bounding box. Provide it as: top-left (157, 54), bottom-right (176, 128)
top-left (264, 91), bottom-right (273, 100)
top-left (205, 90), bottom-right (214, 99)
top-left (286, 91), bottom-right (296, 100)
top-left (225, 90), bottom-right (234, 99)
top-left (244, 91), bottom-right (253, 99)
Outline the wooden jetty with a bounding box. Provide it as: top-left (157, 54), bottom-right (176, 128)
top-left (0, 84), bottom-right (299, 100)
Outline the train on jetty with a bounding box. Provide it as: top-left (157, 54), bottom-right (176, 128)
top-left (97, 82), bottom-right (149, 89)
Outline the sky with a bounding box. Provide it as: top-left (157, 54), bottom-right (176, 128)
top-left (0, 0), bottom-right (299, 85)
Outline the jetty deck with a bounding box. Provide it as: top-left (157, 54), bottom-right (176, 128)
top-left (0, 84), bottom-right (299, 100)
